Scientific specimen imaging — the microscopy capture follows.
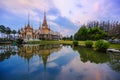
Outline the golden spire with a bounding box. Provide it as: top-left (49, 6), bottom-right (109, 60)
top-left (39, 21), bottom-right (41, 29)
top-left (25, 22), bottom-right (26, 27)
top-left (42, 11), bottom-right (48, 27)
top-left (27, 13), bottom-right (30, 27)
top-left (44, 11), bottom-right (46, 21)
top-left (42, 55), bottom-right (48, 72)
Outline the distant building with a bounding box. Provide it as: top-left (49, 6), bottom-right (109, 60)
top-left (18, 12), bottom-right (62, 41)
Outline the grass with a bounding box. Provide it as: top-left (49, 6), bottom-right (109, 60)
top-left (60, 40), bottom-right (73, 44)
top-left (109, 44), bottom-right (120, 49)
top-left (26, 40), bottom-right (120, 49)
top-left (27, 40), bottom-right (60, 44)
top-left (0, 42), bottom-right (12, 44)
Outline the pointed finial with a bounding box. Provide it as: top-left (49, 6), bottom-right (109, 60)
top-left (27, 13), bottom-right (30, 27)
top-left (25, 22), bottom-right (26, 27)
top-left (44, 10), bottom-right (46, 20)
top-left (42, 10), bottom-right (48, 27)
top-left (28, 13), bottom-right (29, 24)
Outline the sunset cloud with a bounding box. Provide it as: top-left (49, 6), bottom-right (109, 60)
top-left (0, 0), bottom-right (120, 36)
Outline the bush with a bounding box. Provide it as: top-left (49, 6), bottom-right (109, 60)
top-left (73, 41), bottom-right (78, 46)
top-left (85, 40), bottom-right (93, 48)
top-left (16, 38), bottom-right (23, 44)
top-left (95, 40), bottom-right (110, 52)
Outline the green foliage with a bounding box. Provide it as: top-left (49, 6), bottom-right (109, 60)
top-left (95, 40), bottom-right (110, 52)
top-left (73, 41), bottom-right (78, 46)
top-left (88, 27), bottom-right (107, 40)
top-left (73, 46), bottom-right (110, 63)
top-left (12, 30), bottom-right (17, 39)
top-left (0, 25), bottom-right (17, 40)
top-left (74, 26), bottom-right (107, 40)
top-left (70, 35), bottom-right (73, 40)
top-left (16, 38), bottom-right (23, 44)
top-left (74, 26), bottom-right (88, 40)
top-left (62, 35), bottom-right (73, 41)
top-left (85, 40), bottom-right (93, 48)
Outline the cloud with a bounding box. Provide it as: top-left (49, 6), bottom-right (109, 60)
top-left (52, 0), bottom-right (82, 23)
top-left (47, 15), bottom-right (58, 20)
top-left (52, 0), bottom-right (120, 25)
top-left (0, 0), bottom-right (53, 20)
top-left (0, 0), bottom-right (120, 36)
top-left (94, 2), bottom-right (100, 12)
top-left (48, 21), bottom-right (71, 36)
top-left (47, 62), bottom-right (58, 68)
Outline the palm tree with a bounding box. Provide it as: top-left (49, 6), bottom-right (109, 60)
top-left (12, 30), bottom-right (17, 39)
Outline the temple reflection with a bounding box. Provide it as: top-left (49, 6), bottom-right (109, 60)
top-left (18, 44), bottom-right (62, 71)
top-left (0, 44), bottom-right (62, 71)
top-left (0, 44), bottom-right (120, 74)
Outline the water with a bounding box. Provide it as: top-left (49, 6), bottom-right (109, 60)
top-left (0, 44), bottom-right (120, 80)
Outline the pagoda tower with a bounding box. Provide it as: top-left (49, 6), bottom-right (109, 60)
top-left (42, 11), bottom-right (48, 28)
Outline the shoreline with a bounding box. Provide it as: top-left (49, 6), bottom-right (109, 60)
top-left (0, 40), bottom-right (120, 49)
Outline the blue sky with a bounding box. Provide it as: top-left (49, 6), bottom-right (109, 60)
top-left (0, 0), bottom-right (120, 36)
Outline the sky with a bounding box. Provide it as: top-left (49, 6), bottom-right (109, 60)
top-left (0, 0), bottom-right (120, 36)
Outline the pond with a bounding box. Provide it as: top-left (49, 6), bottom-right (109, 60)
top-left (0, 44), bottom-right (120, 80)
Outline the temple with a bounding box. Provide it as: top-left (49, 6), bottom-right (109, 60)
top-left (18, 12), bottom-right (62, 41)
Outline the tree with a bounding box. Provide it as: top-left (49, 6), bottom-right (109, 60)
top-left (12, 30), bottom-right (17, 39)
top-left (74, 26), bottom-right (88, 40)
top-left (86, 20), bottom-right (120, 39)
top-left (88, 27), bottom-right (107, 40)
top-left (108, 23), bottom-right (120, 39)
top-left (0, 25), bottom-right (6, 39)
top-left (5, 27), bottom-right (11, 39)
top-left (74, 25), bottom-right (88, 40)
top-left (70, 35), bottom-right (73, 40)
top-left (74, 26), bottom-right (107, 40)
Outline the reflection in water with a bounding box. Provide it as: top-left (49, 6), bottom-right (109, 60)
top-left (109, 52), bottom-right (120, 72)
top-left (0, 44), bottom-right (62, 80)
top-left (73, 46), bottom-right (111, 63)
top-left (0, 45), bottom-right (120, 80)
top-left (71, 46), bottom-right (120, 80)
top-left (18, 44), bottom-right (62, 71)
top-left (0, 45), bottom-right (18, 62)
top-left (73, 46), bottom-right (120, 73)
